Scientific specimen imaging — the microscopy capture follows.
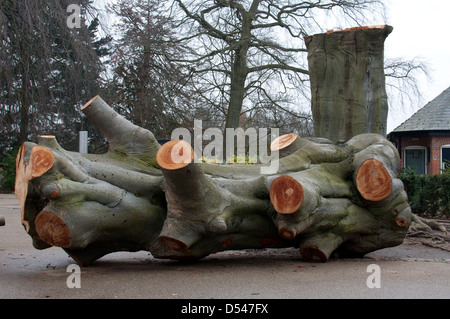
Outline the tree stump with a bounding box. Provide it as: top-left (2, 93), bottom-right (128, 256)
top-left (305, 25), bottom-right (393, 142)
top-left (15, 96), bottom-right (412, 265)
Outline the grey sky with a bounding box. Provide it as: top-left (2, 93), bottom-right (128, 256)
top-left (385, 0), bottom-right (450, 132)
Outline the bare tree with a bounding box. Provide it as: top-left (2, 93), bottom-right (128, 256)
top-left (167, 0), bottom-right (386, 130)
top-left (0, 0), bottom-right (109, 153)
top-left (384, 57), bottom-right (430, 115)
top-left (108, 0), bottom-right (196, 139)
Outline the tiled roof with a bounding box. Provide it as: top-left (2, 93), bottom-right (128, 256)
top-left (392, 86), bottom-right (450, 132)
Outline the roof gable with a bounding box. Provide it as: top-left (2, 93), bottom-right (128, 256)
top-left (392, 86), bottom-right (450, 132)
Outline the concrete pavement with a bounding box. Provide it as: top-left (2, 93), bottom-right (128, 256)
top-left (1, 193), bottom-right (449, 299)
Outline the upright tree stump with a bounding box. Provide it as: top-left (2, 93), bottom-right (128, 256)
top-left (305, 25), bottom-right (393, 142)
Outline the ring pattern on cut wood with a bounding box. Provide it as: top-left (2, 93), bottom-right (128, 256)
top-left (356, 159), bottom-right (393, 202)
top-left (270, 176), bottom-right (304, 215)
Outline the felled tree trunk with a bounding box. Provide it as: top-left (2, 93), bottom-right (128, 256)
top-left (15, 96), bottom-right (412, 265)
top-left (305, 25), bottom-right (393, 142)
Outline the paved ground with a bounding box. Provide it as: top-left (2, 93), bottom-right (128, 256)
top-left (1, 193), bottom-right (449, 300)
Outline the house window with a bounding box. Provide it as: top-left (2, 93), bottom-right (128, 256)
top-left (442, 145), bottom-right (450, 172)
top-left (405, 147), bottom-right (426, 174)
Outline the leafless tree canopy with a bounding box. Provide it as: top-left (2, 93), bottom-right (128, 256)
top-left (165, 0), bottom-right (388, 132)
top-left (384, 57), bottom-right (430, 113)
top-left (107, 0), bottom-right (195, 139)
top-left (0, 0), bottom-right (109, 153)
top-left (0, 0), bottom-right (429, 157)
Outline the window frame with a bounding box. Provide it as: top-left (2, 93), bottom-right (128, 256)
top-left (440, 144), bottom-right (450, 173)
top-left (404, 146), bottom-right (427, 175)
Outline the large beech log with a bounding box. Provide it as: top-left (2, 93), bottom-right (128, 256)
top-left (15, 96), bottom-right (412, 265)
top-left (305, 25), bottom-right (392, 142)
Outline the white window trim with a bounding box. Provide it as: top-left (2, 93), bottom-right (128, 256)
top-left (404, 146), bottom-right (427, 175)
top-left (440, 144), bottom-right (450, 173)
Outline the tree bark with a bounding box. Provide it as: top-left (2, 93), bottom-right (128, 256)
top-left (223, 2), bottom-right (257, 129)
top-left (15, 96), bottom-right (412, 265)
top-left (225, 51), bottom-right (248, 129)
top-left (305, 25), bottom-right (393, 142)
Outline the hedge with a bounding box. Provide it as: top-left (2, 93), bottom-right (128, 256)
top-left (400, 168), bottom-right (450, 217)
top-left (0, 147), bottom-right (18, 192)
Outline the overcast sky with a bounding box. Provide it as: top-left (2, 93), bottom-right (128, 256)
top-left (384, 0), bottom-right (450, 132)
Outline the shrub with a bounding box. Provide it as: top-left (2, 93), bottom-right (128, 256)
top-left (0, 147), bottom-right (18, 192)
top-left (400, 168), bottom-right (450, 217)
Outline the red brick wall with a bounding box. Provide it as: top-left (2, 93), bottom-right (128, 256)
top-left (397, 135), bottom-right (450, 175)
top-left (431, 136), bottom-right (450, 174)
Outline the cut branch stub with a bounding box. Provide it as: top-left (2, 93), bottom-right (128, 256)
top-left (156, 140), bottom-right (194, 170)
top-left (270, 176), bottom-right (304, 215)
top-left (396, 217), bottom-right (407, 228)
top-left (30, 145), bottom-right (55, 178)
top-left (270, 133), bottom-right (299, 157)
top-left (299, 233), bottom-right (344, 262)
top-left (278, 226), bottom-right (297, 241)
top-left (82, 95), bottom-right (160, 162)
top-left (395, 207), bottom-right (411, 228)
top-left (156, 140), bottom-right (211, 251)
top-left (35, 211), bottom-right (71, 248)
top-left (356, 159), bottom-right (392, 201)
top-left (300, 245), bottom-right (328, 263)
top-left (15, 144), bottom-right (29, 229)
top-left (15, 143), bottom-right (55, 232)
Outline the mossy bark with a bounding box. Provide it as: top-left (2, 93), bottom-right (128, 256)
top-left (15, 96), bottom-right (412, 265)
top-left (305, 26), bottom-right (393, 142)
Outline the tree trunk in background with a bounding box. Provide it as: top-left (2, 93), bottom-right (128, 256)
top-left (305, 25), bottom-right (393, 142)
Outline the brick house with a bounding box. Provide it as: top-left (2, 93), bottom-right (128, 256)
top-left (388, 86), bottom-right (450, 175)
